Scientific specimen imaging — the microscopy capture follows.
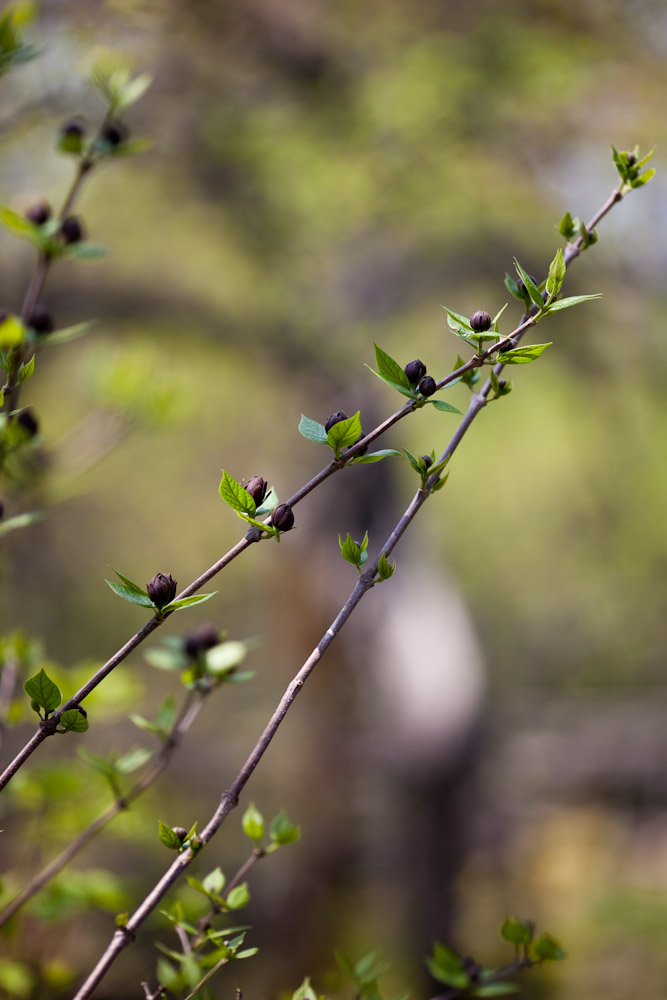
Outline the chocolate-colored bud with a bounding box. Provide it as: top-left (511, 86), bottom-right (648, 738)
top-left (462, 957), bottom-right (483, 983)
top-left (404, 359), bottom-right (427, 385)
top-left (325, 410), bottom-right (348, 433)
top-left (184, 622), bottom-right (221, 659)
top-left (244, 475), bottom-right (268, 507)
top-left (627, 153), bottom-right (637, 166)
top-left (25, 199), bottom-right (52, 226)
top-left (17, 410), bottom-right (39, 437)
top-left (147, 572), bottom-right (178, 609)
top-left (354, 432), bottom-right (368, 457)
top-left (517, 275), bottom-right (537, 295)
top-left (419, 454), bottom-right (433, 468)
top-left (172, 827), bottom-right (188, 842)
top-left (28, 303), bottom-right (54, 335)
top-left (270, 503), bottom-right (295, 532)
top-left (60, 215), bottom-right (84, 244)
top-left (418, 375), bottom-right (437, 397)
top-left (470, 310), bottom-right (492, 332)
top-left (102, 121), bottom-right (128, 147)
top-left (61, 119), bottom-right (86, 140)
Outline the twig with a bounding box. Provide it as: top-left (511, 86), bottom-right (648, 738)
top-left (0, 183), bottom-right (625, 796)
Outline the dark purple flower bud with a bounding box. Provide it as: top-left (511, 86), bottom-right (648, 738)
top-left (102, 121), bottom-right (128, 147)
top-left (17, 410), bottom-right (39, 438)
top-left (184, 622), bottom-right (221, 659)
top-left (60, 119), bottom-right (86, 140)
top-left (60, 215), bottom-right (84, 244)
top-left (404, 359), bottom-right (427, 385)
top-left (419, 454), bottom-right (433, 468)
top-left (76, 706), bottom-right (87, 719)
top-left (325, 410), bottom-right (348, 433)
top-left (25, 199), bottom-right (52, 226)
top-left (470, 310), bottom-right (492, 333)
top-left (270, 503), bottom-right (295, 532)
top-left (147, 572), bottom-right (178, 609)
top-left (354, 432), bottom-right (368, 457)
top-left (517, 275), bottom-right (537, 296)
top-left (28, 303), bottom-right (54, 335)
top-left (172, 826), bottom-right (188, 842)
top-left (418, 375), bottom-right (437, 397)
top-left (627, 153), bottom-right (637, 166)
top-left (244, 475), bottom-right (268, 507)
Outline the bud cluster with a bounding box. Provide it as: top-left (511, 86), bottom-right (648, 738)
top-left (403, 359), bottom-right (436, 398)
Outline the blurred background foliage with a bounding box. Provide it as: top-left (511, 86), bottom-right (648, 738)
top-left (1, 0), bottom-right (667, 997)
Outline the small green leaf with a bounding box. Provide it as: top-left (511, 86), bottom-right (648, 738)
top-left (496, 343), bottom-right (552, 365)
top-left (0, 511), bottom-right (43, 536)
top-left (425, 944), bottom-right (469, 989)
top-left (513, 259), bottom-right (543, 308)
top-left (292, 978), bottom-right (319, 1000)
top-left (202, 867), bottom-right (226, 895)
top-left (339, 531), bottom-right (368, 571)
top-left (376, 553), bottom-right (396, 581)
top-left (348, 449), bottom-right (402, 465)
top-left (500, 917), bottom-right (533, 945)
top-left (428, 399), bottom-right (463, 415)
top-left (298, 414), bottom-right (329, 444)
top-left (544, 293), bottom-right (601, 312)
top-left (78, 748), bottom-right (117, 778)
top-left (373, 343), bottom-right (413, 390)
top-left (115, 913), bottom-right (129, 928)
top-left (105, 580), bottom-right (155, 608)
top-left (24, 669), bottom-right (62, 713)
top-left (116, 748), bottom-right (153, 773)
top-left (0, 206), bottom-right (47, 250)
top-left (431, 473), bottom-right (449, 493)
top-left (226, 883), bottom-right (250, 910)
top-left (219, 471), bottom-right (256, 514)
top-left (545, 247), bottom-right (565, 300)
top-left (17, 355), bottom-right (35, 382)
top-left (473, 984), bottom-right (518, 997)
top-left (533, 934), bottom-right (566, 962)
top-left (0, 314), bottom-right (25, 347)
top-left (270, 809), bottom-right (301, 845)
top-left (63, 241), bottom-right (106, 260)
top-left (504, 274), bottom-right (523, 301)
top-left (326, 411), bottom-right (362, 457)
top-left (165, 593), bottom-right (216, 612)
top-left (39, 321), bottom-right (92, 347)
top-left (558, 211), bottom-right (579, 239)
top-left (158, 820), bottom-right (184, 851)
top-left (630, 168), bottom-right (655, 188)
top-left (242, 803), bottom-right (265, 842)
top-left (205, 640), bottom-right (249, 676)
top-left (444, 307), bottom-right (473, 332)
top-left (235, 948), bottom-right (259, 960)
top-left (59, 708), bottom-right (89, 733)
top-left (365, 365), bottom-right (418, 398)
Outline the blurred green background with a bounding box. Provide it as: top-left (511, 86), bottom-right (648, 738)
top-left (1, 0), bottom-right (667, 997)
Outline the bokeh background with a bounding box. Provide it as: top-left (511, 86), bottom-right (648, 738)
top-left (1, 0), bottom-right (667, 997)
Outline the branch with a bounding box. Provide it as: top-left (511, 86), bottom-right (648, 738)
top-left (0, 181), bottom-right (627, 795)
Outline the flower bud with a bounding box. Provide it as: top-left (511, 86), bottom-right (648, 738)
top-left (28, 303), bottom-right (54, 335)
top-left (244, 475), bottom-right (268, 507)
top-left (419, 454), bottom-right (433, 468)
top-left (17, 410), bottom-right (39, 438)
top-left (325, 410), bottom-right (348, 433)
top-left (147, 572), bottom-right (178, 609)
top-left (172, 827), bottom-right (188, 842)
top-left (184, 622), bottom-right (221, 659)
top-left (418, 375), bottom-right (436, 397)
top-left (76, 706), bottom-right (87, 719)
top-left (404, 359), bottom-right (427, 385)
top-left (517, 275), bottom-right (537, 296)
top-left (60, 215), bottom-right (84, 244)
top-left (270, 503), bottom-right (295, 532)
top-left (60, 119), bottom-right (86, 140)
top-left (627, 153), bottom-right (637, 166)
top-left (470, 310), bottom-right (492, 332)
top-left (102, 121), bottom-right (128, 147)
top-left (25, 199), bottom-right (52, 226)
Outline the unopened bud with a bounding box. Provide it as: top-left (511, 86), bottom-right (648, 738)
top-left (418, 375), bottom-right (437, 397)
top-left (172, 827), bottom-right (188, 842)
top-left (102, 121), bottom-right (128, 147)
top-left (325, 411), bottom-right (348, 433)
top-left (25, 199), bottom-right (52, 226)
top-left (270, 503), bottom-right (295, 532)
top-left (470, 310), bottom-right (492, 333)
top-left (28, 303), bottom-right (54, 335)
top-left (517, 275), bottom-right (537, 296)
top-left (244, 475), bottom-right (268, 507)
top-left (184, 623), bottom-right (221, 659)
top-left (17, 410), bottom-right (39, 438)
top-left (404, 359), bottom-right (427, 385)
top-left (60, 215), bottom-right (84, 244)
top-left (419, 455), bottom-right (433, 468)
top-left (147, 573), bottom-right (177, 609)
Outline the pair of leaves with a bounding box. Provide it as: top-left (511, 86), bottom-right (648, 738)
top-left (611, 144), bottom-right (655, 190)
top-left (23, 668), bottom-right (88, 732)
top-left (241, 803), bottom-right (301, 848)
top-left (339, 531), bottom-right (369, 572)
top-left (186, 868), bottom-right (250, 912)
top-left (158, 819), bottom-right (199, 852)
top-left (404, 449), bottom-right (450, 492)
top-left (105, 568), bottom-right (214, 617)
top-left (500, 918), bottom-right (565, 962)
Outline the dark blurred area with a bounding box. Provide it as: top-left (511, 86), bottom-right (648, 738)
top-left (1, 0), bottom-right (667, 997)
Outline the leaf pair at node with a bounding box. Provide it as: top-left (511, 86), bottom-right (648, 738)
top-left (24, 668), bottom-right (88, 732)
top-left (611, 144), bottom-right (655, 192)
top-left (242, 802), bottom-right (301, 849)
top-left (404, 450), bottom-right (450, 493)
top-left (105, 568), bottom-right (215, 618)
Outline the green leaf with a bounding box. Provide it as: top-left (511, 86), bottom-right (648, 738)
top-left (116, 748), bottom-right (153, 773)
top-left (235, 948), bottom-right (259, 960)
top-left (533, 934), bottom-right (566, 962)
top-left (63, 241), bottom-right (106, 260)
top-left (109, 568), bottom-right (149, 596)
top-left (504, 274), bottom-right (523, 301)
top-left (226, 883), bottom-right (250, 910)
top-left (219, 471), bottom-right (255, 514)
top-left (557, 211), bottom-right (578, 239)
top-left (630, 168), bottom-right (655, 188)
top-left (117, 71), bottom-right (153, 110)
top-left (473, 985), bottom-right (518, 997)
top-left (339, 531), bottom-right (369, 571)
top-left (0, 314), bottom-right (25, 347)
top-left (513, 259), bottom-right (543, 308)
top-left (544, 293), bottom-right (601, 312)
top-left (59, 708), bottom-right (89, 733)
top-left (496, 343), bottom-right (552, 365)
top-left (376, 553), bottom-right (396, 581)
top-left (500, 917), bottom-right (533, 945)
top-left (105, 579), bottom-right (155, 608)
top-left (0, 206), bottom-right (46, 250)
top-left (425, 944), bottom-right (469, 990)
top-left (348, 449), bottom-right (402, 465)
top-left (158, 820), bottom-right (183, 851)
top-left (545, 247), bottom-right (565, 300)
top-left (0, 511), bottom-right (43, 537)
top-left (24, 669), bottom-right (62, 713)
top-left (202, 867), bottom-right (226, 895)
top-left (431, 473), bottom-right (449, 493)
top-left (444, 307), bottom-right (473, 332)
top-left (292, 977), bottom-right (319, 1000)
top-left (242, 803), bottom-right (265, 842)
top-left (165, 593), bottom-right (216, 612)
top-left (17, 355), bottom-right (35, 383)
top-left (428, 399), bottom-right (463, 415)
top-left (270, 809), bottom-right (301, 845)
top-left (365, 365), bottom-right (418, 398)
top-left (78, 748), bottom-right (117, 778)
top-left (39, 321), bottom-right (92, 347)
top-left (327, 411), bottom-right (362, 457)
top-left (298, 414), bottom-right (328, 444)
top-left (205, 640), bottom-right (249, 676)
top-left (373, 343), bottom-right (413, 390)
